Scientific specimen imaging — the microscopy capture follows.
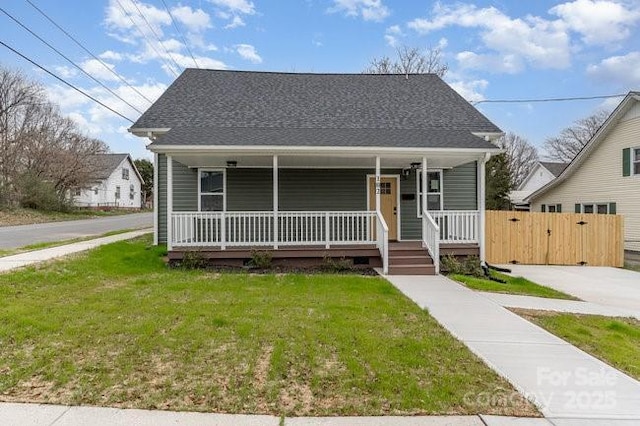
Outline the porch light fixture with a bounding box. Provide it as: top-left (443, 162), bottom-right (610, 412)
top-left (410, 162), bottom-right (421, 170)
top-left (226, 160), bottom-right (237, 168)
top-left (401, 168), bottom-right (411, 179)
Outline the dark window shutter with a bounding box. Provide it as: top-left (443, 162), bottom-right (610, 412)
top-left (541, 204), bottom-right (546, 212)
top-left (623, 148), bottom-right (631, 176)
top-left (609, 202), bottom-right (617, 214)
top-left (557, 204), bottom-right (562, 213)
top-left (575, 203), bottom-right (581, 213)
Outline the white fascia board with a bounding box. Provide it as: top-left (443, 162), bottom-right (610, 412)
top-left (129, 128), bottom-right (171, 137)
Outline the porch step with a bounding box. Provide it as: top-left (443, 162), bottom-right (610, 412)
top-left (387, 242), bottom-right (435, 275)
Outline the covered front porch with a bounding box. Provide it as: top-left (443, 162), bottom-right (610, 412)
top-left (156, 149), bottom-right (488, 275)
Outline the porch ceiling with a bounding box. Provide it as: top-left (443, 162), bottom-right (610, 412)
top-left (170, 153), bottom-right (482, 169)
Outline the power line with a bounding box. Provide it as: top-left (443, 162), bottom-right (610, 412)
top-left (0, 6), bottom-right (144, 114)
top-left (130, 0), bottom-right (183, 75)
top-left (0, 40), bottom-right (134, 123)
top-left (114, 0), bottom-right (179, 77)
top-left (160, 0), bottom-right (199, 69)
top-left (473, 93), bottom-right (626, 105)
top-left (24, 0), bottom-right (154, 105)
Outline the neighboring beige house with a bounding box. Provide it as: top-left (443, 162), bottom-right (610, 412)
top-left (527, 91), bottom-right (640, 252)
top-left (510, 161), bottom-right (568, 210)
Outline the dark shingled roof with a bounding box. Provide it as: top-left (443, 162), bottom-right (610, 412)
top-left (540, 161), bottom-right (569, 177)
top-left (133, 69), bottom-right (502, 149)
top-left (88, 153), bottom-right (129, 180)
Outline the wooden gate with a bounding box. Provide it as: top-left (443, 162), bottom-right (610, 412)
top-left (486, 211), bottom-right (624, 267)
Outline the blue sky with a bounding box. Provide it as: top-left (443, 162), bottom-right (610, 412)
top-left (1, 0), bottom-right (639, 160)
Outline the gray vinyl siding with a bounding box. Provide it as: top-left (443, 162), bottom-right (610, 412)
top-left (443, 161), bottom-right (478, 210)
top-left (173, 160), bottom-right (198, 211)
top-left (155, 163), bottom-right (477, 244)
top-left (227, 168), bottom-right (273, 210)
top-left (157, 154), bottom-right (167, 244)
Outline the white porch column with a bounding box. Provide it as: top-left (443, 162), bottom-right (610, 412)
top-left (375, 156), bottom-right (381, 213)
top-left (153, 152), bottom-right (158, 245)
top-left (478, 154), bottom-right (489, 262)
top-left (421, 156), bottom-right (428, 214)
top-left (166, 155), bottom-right (173, 250)
top-left (273, 155), bottom-right (279, 249)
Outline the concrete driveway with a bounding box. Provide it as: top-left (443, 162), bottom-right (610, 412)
top-left (0, 212), bottom-right (153, 249)
top-left (506, 265), bottom-right (640, 312)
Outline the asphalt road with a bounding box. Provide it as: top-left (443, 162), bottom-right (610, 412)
top-left (0, 212), bottom-right (153, 249)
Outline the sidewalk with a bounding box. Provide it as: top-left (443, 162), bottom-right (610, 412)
top-left (480, 292), bottom-right (640, 319)
top-left (0, 402), bottom-right (554, 426)
top-left (0, 229), bottom-right (151, 273)
top-left (386, 275), bottom-right (640, 425)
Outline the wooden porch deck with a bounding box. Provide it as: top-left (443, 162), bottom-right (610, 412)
top-left (168, 242), bottom-right (479, 274)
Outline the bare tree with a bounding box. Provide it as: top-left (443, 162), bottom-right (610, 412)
top-left (364, 45), bottom-right (448, 77)
top-left (543, 110), bottom-right (610, 163)
top-left (495, 132), bottom-right (539, 189)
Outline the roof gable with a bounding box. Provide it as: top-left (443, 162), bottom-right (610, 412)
top-left (539, 161), bottom-right (569, 177)
top-left (89, 153), bottom-right (143, 183)
top-left (131, 69), bottom-right (501, 149)
top-left (527, 92), bottom-right (640, 202)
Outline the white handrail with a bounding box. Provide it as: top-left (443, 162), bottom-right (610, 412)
top-left (428, 210), bottom-right (479, 243)
top-left (422, 208), bottom-right (440, 274)
top-left (375, 210), bottom-right (389, 275)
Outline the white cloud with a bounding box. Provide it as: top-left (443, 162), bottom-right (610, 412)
top-left (171, 6), bottom-right (212, 32)
top-left (224, 16), bottom-right (245, 29)
top-left (54, 65), bottom-right (78, 79)
top-left (99, 50), bottom-right (124, 61)
top-left (587, 51), bottom-right (640, 87)
top-left (384, 24), bottom-right (402, 46)
top-left (81, 59), bottom-right (121, 82)
top-left (209, 0), bottom-right (255, 15)
top-left (235, 44), bottom-right (262, 64)
top-left (105, 0), bottom-right (170, 37)
top-left (447, 78), bottom-right (488, 103)
top-left (550, 0), bottom-right (640, 45)
top-left (330, 0), bottom-right (390, 22)
top-left (408, 3), bottom-right (571, 72)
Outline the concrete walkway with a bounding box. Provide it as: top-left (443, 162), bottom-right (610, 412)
top-left (387, 275), bottom-right (640, 424)
top-left (0, 229), bottom-right (151, 273)
top-left (0, 402), bottom-right (555, 426)
top-left (503, 265), bottom-right (640, 312)
top-left (481, 292), bottom-right (640, 319)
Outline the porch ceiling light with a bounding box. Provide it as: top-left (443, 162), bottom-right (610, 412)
top-left (226, 160), bottom-right (237, 168)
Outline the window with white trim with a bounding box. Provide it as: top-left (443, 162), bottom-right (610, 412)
top-left (129, 184), bottom-right (135, 200)
top-left (634, 148), bottom-right (640, 175)
top-left (581, 203), bottom-right (610, 214)
top-left (417, 170), bottom-right (442, 217)
top-left (122, 168), bottom-right (129, 180)
top-left (199, 170), bottom-right (225, 211)
top-left (115, 186), bottom-right (121, 200)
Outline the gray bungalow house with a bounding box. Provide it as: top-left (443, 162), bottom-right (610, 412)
top-left (129, 69), bottom-right (502, 274)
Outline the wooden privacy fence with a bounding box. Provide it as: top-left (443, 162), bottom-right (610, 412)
top-left (486, 211), bottom-right (624, 267)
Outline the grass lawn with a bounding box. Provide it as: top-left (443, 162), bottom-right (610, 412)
top-left (449, 271), bottom-right (577, 300)
top-left (0, 207), bottom-right (147, 227)
top-left (514, 309), bottom-right (640, 380)
top-left (0, 236), bottom-right (536, 416)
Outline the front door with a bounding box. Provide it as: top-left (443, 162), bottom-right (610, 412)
top-left (368, 176), bottom-right (398, 240)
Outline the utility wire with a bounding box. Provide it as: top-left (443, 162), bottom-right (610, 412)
top-left (0, 6), bottom-right (144, 114)
top-left (473, 93), bottom-right (626, 105)
top-left (130, 0), bottom-right (183, 74)
top-left (160, 0), bottom-right (199, 69)
top-left (0, 40), bottom-right (134, 123)
top-left (114, 0), bottom-right (179, 77)
top-left (24, 0), bottom-right (154, 105)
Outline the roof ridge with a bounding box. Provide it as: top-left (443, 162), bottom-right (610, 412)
top-left (183, 68), bottom-right (441, 77)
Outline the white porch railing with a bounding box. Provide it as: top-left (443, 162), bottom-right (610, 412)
top-left (170, 211), bottom-right (377, 249)
top-left (429, 210), bottom-right (480, 244)
top-left (421, 209), bottom-right (440, 274)
top-left (375, 211), bottom-right (389, 275)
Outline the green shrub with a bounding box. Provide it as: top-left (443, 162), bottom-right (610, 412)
top-left (322, 255), bottom-right (353, 272)
top-left (17, 173), bottom-right (70, 212)
top-left (441, 254), bottom-right (484, 277)
top-left (249, 249), bottom-right (273, 269)
top-left (441, 254), bottom-right (463, 274)
top-left (180, 251), bottom-right (207, 269)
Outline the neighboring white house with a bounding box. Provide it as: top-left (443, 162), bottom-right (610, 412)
top-left (510, 161), bottom-right (568, 210)
top-left (527, 91), bottom-right (640, 252)
top-left (74, 153), bottom-right (143, 209)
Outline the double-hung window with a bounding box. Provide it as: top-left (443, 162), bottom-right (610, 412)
top-left (199, 170), bottom-right (225, 211)
top-left (122, 168), bottom-right (129, 180)
top-left (634, 148), bottom-right (640, 175)
top-left (417, 170), bottom-right (442, 216)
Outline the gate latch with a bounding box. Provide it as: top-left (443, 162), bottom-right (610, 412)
top-left (577, 221), bottom-right (588, 225)
top-left (509, 217), bottom-right (520, 222)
